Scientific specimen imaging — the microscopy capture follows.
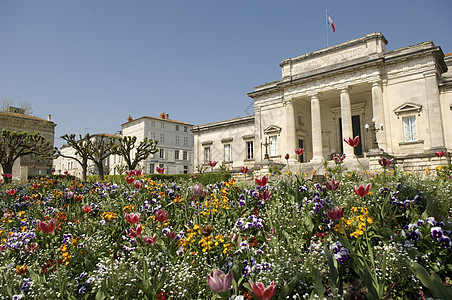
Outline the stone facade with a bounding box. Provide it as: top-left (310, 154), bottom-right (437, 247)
top-left (0, 107), bottom-right (56, 180)
top-left (122, 113), bottom-right (194, 174)
top-left (194, 33), bottom-right (451, 173)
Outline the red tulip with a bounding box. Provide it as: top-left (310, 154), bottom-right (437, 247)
top-left (6, 189), bottom-right (18, 196)
top-left (325, 179), bottom-right (341, 192)
top-left (156, 167), bottom-right (165, 174)
top-left (207, 160), bottom-right (218, 168)
top-left (354, 183), bottom-right (371, 197)
top-left (285, 153), bottom-right (290, 160)
top-left (32, 183), bottom-right (40, 189)
top-left (37, 219), bottom-right (56, 234)
top-left (155, 209), bottom-right (168, 223)
top-left (241, 167), bottom-right (249, 174)
top-left (378, 157), bottom-right (393, 167)
top-left (249, 281), bottom-right (277, 300)
top-left (125, 176), bottom-right (135, 184)
top-left (327, 206), bottom-right (345, 221)
top-left (135, 169), bottom-right (143, 176)
top-left (344, 136), bottom-right (360, 148)
top-left (294, 148), bottom-right (304, 156)
top-left (435, 151), bottom-right (446, 158)
top-left (255, 175), bottom-right (269, 187)
top-left (82, 204), bottom-right (92, 214)
top-left (333, 154), bottom-right (346, 163)
top-left (125, 212), bottom-right (141, 224)
top-left (126, 170), bottom-right (135, 176)
top-left (258, 190), bottom-right (272, 201)
top-left (167, 231), bottom-right (177, 239)
top-left (142, 235), bottom-right (157, 245)
top-left (134, 180), bottom-right (143, 189)
top-left (126, 224), bottom-right (142, 238)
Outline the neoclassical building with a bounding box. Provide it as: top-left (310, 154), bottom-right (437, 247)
top-left (193, 33), bottom-right (452, 173)
top-left (0, 106), bottom-right (56, 180)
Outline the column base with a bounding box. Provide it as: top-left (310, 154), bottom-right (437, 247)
top-left (310, 157), bottom-right (324, 164)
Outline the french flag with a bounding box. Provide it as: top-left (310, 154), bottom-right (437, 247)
top-left (328, 13), bottom-right (335, 32)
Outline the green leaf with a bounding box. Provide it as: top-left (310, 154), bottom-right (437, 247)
top-left (312, 269), bottom-right (326, 298)
top-left (412, 262), bottom-right (452, 299)
top-left (278, 273), bottom-right (300, 300)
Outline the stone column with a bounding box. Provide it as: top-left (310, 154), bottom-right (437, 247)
top-left (424, 72), bottom-right (445, 149)
top-left (285, 98), bottom-right (298, 162)
top-left (340, 88), bottom-right (354, 157)
top-left (254, 106), bottom-right (262, 162)
top-left (371, 81), bottom-right (386, 150)
top-left (310, 94), bottom-right (323, 162)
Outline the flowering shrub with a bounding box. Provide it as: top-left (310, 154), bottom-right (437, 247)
top-left (0, 168), bottom-right (451, 299)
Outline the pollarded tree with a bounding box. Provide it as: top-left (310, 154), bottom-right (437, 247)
top-left (54, 134), bottom-right (92, 182)
top-left (111, 136), bottom-right (159, 171)
top-left (87, 134), bottom-right (119, 181)
top-left (0, 129), bottom-right (53, 183)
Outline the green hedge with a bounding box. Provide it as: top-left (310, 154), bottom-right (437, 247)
top-left (86, 173), bottom-right (232, 185)
top-left (28, 174), bottom-right (77, 181)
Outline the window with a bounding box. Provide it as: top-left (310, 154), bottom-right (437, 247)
top-left (160, 133), bottom-right (165, 143)
top-left (176, 125), bottom-right (180, 131)
top-left (151, 121), bottom-right (155, 127)
top-left (183, 150), bottom-right (188, 161)
top-left (204, 147), bottom-right (211, 163)
top-left (149, 163), bottom-right (154, 174)
top-left (184, 137), bottom-right (188, 146)
top-left (403, 116), bottom-right (417, 142)
top-left (175, 136), bottom-right (180, 145)
top-left (151, 132), bottom-right (156, 140)
top-left (246, 141), bottom-right (254, 159)
top-left (224, 144), bottom-right (231, 162)
top-left (183, 165), bottom-right (188, 174)
top-left (269, 136), bottom-right (278, 156)
top-left (159, 149), bottom-right (165, 159)
top-left (175, 150), bottom-right (180, 160)
top-left (184, 126), bottom-right (188, 132)
top-left (161, 122), bottom-right (165, 129)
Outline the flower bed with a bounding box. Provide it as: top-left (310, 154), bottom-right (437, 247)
top-left (1, 167), bottom-right (451, 299)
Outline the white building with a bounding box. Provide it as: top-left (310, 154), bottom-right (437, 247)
top-left (122, 113), bottom-right (194, 174)
top-left (193, 33), bottom-right (452, 173)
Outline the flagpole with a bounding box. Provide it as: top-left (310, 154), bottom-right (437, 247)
top-left (326, 9), bottom-right (329, 48)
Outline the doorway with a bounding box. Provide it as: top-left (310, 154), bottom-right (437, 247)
top-left (339, 116), bottom-right (363, 156)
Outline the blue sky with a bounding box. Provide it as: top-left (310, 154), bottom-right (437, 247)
top-left (1, 0), bottom-right (451, 148)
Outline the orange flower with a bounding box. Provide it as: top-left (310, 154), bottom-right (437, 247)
top-left (74, 195), bottom-right (83, 202)
top-left (16, 264), bottom-right (27, 275)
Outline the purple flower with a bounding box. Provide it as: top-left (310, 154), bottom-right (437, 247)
top-left (431, 227), bottom-right (443, 239)
top-left (206, 269), bottom-right (233, 293)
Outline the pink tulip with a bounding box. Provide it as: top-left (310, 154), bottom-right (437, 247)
top-left (193, 184), bottom-right (204, 196)
top-left (126, 224), bottom-right (142, 238)
top-left (435, 151), bottom-right (446, 158)
top-left (206, 269), bottom-right (233, 293)
top-left (354, 183), bottom-right (371, 197)
top-left (294, 148), bottom-right (304, 156)
top-left (82, 204), bottom-right (92, 214)
top-left (37, 219), bottom-right (56, 234)
top-left (327, 206), bottom-right (345, 221)
top-left (155, 210), bottom-right (168, 223)
top-left (344, 136), bottom-right (360, 148)
top-left (125, 176), bottom-right (135, 184)
top-left (378, 157), bottom-right (393, 167)
top-left (134, 180), bottom-right (143, 189)
top-left (24, 242), bottom-right (38, 253)
top-left (249, 281), bottom-right (277, 300)
top-left (241, 166), bottom-right (249, 174)
top-left (255, 175), bottom-right (269, 187)
top-left (325, 179), bottom-right (341, 192)
top-left (125, 212), bottom-right (141, 224)
top-left (142, 235), bottom-right (157, 245)
top-left (333, 154), bottom-right (346, 163)
top-left (156, 167), bottom-right (165, 174)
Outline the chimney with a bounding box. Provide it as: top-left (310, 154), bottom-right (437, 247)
top-left (47, 114), bottom-right (51, 121)
top-left (160, 112), bottom-right (169, 119)
top-left (127, 115), bottom-right (133, 122)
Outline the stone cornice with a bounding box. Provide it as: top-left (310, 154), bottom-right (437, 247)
top-left (191, 115), bottom-right (254, 132)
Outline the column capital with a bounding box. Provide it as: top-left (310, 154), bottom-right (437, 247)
top-left (339, 86), bottom-right (350, 94)
top-left (307, 91), bottom-right (322, 98)
top-left (370, 81), bottom-right (382, 87)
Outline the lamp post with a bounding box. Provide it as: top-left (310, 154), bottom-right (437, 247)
top-left (261, 135), bottom-right (270, 160)
top-left (365, 118), bottom-right (384, 148)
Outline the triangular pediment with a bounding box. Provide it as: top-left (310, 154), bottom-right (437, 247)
top-left (264, 125), bottom-right (282, 135)
top-left (394, 103), bottom-right (422, 117)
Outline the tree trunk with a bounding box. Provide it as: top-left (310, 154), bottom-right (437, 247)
top-left (81, 158), bottom-right (88, 182)
top-left (97, 162), bottom-right (105, 181)
top-left (1, 163), bottom-right (13, 184)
